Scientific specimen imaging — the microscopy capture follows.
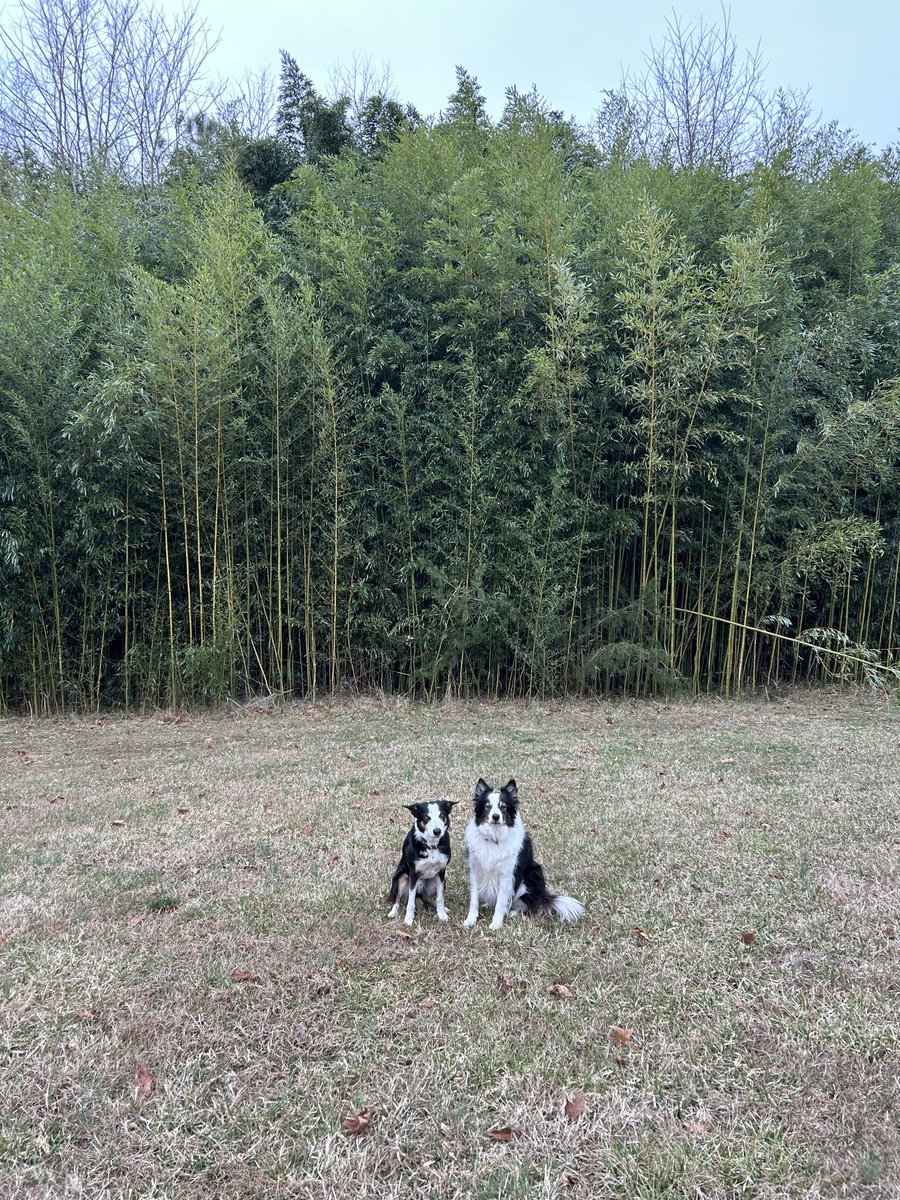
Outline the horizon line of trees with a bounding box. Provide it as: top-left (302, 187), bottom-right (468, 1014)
top-left (1, 0), bottom-right (899, 710)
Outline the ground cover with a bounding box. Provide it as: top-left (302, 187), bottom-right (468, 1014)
top-left (1, 695), bottom-right (898, 1198)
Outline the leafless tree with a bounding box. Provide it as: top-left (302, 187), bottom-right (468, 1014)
top-left (0, 0), bottom-right (220, 187)
top-left (623, 6), bottom-right (768, 171)
top-left (327, 51), bottom-right (396, 129)
top-left (218, 66), bottom-right (278, 139)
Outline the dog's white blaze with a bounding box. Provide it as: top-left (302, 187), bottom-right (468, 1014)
top-left (422, 802), bottom-right (447, 845)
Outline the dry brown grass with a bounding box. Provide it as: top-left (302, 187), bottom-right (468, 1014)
top-left (1, 694), bottom-right (899, 1199)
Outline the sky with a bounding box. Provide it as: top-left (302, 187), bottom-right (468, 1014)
top-left (180, 0), bottom-right (899, 149)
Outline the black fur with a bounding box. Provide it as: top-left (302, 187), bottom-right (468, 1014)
top-left (388, 800), bottom-right (456, 907)
top-left (467, 778), bottom-right (583, 922)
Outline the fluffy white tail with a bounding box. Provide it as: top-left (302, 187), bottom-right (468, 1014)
top-left (550, 894), bottom-right (585, 922)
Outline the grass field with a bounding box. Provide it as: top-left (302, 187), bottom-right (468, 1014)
top-left (1, 694), bottom-right (898, 1199)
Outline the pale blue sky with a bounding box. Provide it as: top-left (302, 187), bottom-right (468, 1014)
top-left (187, 0), bottom-right (898, 148)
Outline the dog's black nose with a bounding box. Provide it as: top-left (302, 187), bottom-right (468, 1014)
top-left (491, 813), bottom-right (501, 822)
top-left (432, 828), bottom-right (442, 837)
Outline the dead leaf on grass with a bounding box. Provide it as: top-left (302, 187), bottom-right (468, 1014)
top-left (176, 806), bottom-right (189, 815)
top-left (79, 1008), bottom-right (101, 1020)
top-left (632, 925), bottom-right (651, 942)
top-left (341, 1106), bottom-right (375, 1136)
top-left (111, 819), bottom-right (126, 827)
top-left (682, 1117), bottom-right (712, 1135)
top-left (231, 969), bottom-right (261, 983)
top-left (133, 1062), bottom-right (155, 1100)
top-left (488, 1126), bottom-right (521, 1142)
top-left (548, 983), bottom-right (574, 999)
top-left (0, 931), bottom-right (12, 949)
top-left (609, 1025), bottom-right (633, 1046)
top-left (564, 1091), bottom-right (586, 1121)
top-left (741, 931), bottom-right (758, 945)
top-left (126, 913), bottom-right (146, 930)
top-left (883, 926), bottom-right (895, 940)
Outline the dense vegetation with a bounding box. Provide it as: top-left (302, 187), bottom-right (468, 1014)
top-left (1, 10), bottom-right (899, 709)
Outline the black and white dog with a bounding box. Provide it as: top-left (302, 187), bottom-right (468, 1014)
top-left (388, 801), bottom-right (458, 926)
top-left (462, 778), bottom-right (585, 931)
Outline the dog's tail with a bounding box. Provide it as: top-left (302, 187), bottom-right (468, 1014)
top-left (547, 893), bottom-right (585, 922)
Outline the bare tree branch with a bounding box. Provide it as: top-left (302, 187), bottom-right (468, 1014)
top-left (0, 0), bottom-right (220, 187)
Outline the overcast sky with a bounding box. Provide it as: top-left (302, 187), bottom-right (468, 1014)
top-left (184, 0), bottom-right (898, 149)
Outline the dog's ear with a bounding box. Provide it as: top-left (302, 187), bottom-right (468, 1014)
top-left (502, 779), bottom-right (518, 801)
top-left (439, 799), bottom-right (458, 816)
top-left (404, 803), bottom-right (420, 816)
top-left (474, 778), bottom-right (491, 800)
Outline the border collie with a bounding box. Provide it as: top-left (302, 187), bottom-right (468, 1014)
top-left (388, 801), bottom-right (458, 926)
top-left (462, 778), bottom-right (585, 931)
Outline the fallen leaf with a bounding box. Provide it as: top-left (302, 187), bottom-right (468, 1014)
top-left (548, 983), bottom-right (574, 999)
top-left (606, 716), bottom-right (614, 725)
top-left (111, 819), bottom-right (126, 827)
top-left (231, 969), bottom-right (261, 983)
top-left (741, 931), bottom-right (758, 945)
top-left (369, 790), bottom-right (381, 797)
top-left (341, 1106), bottom-right (375, 1136)
top-left (488, 1126), bottom-right (521, 1141)
top-left (126, 913), bottom-right (146, 930)
top-left (632, 925), bottom-right (651, 942)
top-left (0, 931), bottom-right (12, 949)
top-left (78, 1008), bottom-right (101, 1019)
top-left (176, 806), bottom-right (189, 815)
top-left (564, 1091), bottom-right (586, 1121)
top-left (133, 1062), bottom-right (155, 1100)
top-left (720, 757), bottom-right (735, 765)
top-left (682, 1117), bottom-right (711, 1134)
top-left (350, 803), bottom-right (361, 810)
top-left (298, 826), bottom-right (313, 836)
top-left (268, 1069), bottom-right (288, 1079)
top-left (397, 930), bottom-right (414, 942)
top-left (419, 997), bottom-right (436, 1010)
top-left (884, 926), bottom-right (896, 940)
top-left (609, 1025), bottom-right (633, 1046)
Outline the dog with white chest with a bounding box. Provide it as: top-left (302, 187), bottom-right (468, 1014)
top-left (388, 800), bottom-right (458, 926)
top-left (462, 778), bottom-right (585, 931)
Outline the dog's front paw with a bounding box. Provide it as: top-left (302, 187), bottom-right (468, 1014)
top-left (489, 918), bottom-right (505, 932)
top-left (436, 909), bottom-right (449, 922)
top-left (403, 915), bottom-right (414, 927)
top-left (387, 906), bottom-right (399, 920)
top-left (462, 914), bottom-right (477, 928)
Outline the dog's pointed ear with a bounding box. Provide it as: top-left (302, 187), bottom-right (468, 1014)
top-left (502, 779), bottom-right (518, 800)
top-left (474, 778), bottom-right (490, 800)
top-left (403, 803), bottom-right (419, 815)
top-left (439, 799), bottom-right (458, 816)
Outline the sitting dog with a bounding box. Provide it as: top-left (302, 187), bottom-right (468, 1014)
top-left (462, 778), bottom-right (585, 931)
top-left (388, 800), bottom-right (457, 926)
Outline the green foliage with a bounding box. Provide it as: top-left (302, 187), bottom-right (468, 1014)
top-left (1, 72), bottom-right (899, 709)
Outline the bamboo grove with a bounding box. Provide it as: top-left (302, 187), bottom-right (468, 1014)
top-left (1, 71), bottom-right (899, 710)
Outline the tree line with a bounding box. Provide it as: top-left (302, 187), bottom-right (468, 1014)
top-left (1, 0), bottom-right (899, 709)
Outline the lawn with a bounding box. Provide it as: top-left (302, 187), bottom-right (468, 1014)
top-left (1, 695), bottom-right (898, 1199)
